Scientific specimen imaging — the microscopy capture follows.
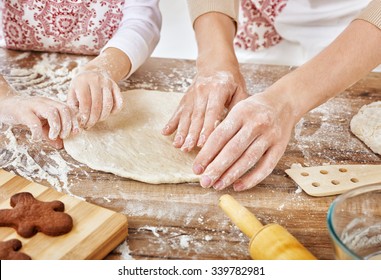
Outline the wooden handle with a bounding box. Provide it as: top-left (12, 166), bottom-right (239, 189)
top-left (249, 224), bottom-right (317, 260)
top-left (218, 194), bottom-right (263, 238)
top-left (219, 194), bottom-right (317, 260)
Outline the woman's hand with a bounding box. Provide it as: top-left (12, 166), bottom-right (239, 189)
top-left (192, 91), bottom-right (297, 191)
top-left (161, 11), bottom-right (248, 152)
top-left (162, 68), bottom-right (248, 152)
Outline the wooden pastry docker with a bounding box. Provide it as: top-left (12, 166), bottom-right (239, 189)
top-left (219, 194), bottom-right (316, 260)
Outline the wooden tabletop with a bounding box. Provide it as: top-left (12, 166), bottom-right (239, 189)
top-left (1, 48), bottom-right (381, 260)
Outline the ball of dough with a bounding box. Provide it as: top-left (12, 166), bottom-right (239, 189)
top-left (350, 101), bottom-right (381, 155)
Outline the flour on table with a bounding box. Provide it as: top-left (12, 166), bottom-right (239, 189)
top-left (63, 89), bottom-right (199, 184)
top-left (350, 101), bottom-right (381, 155)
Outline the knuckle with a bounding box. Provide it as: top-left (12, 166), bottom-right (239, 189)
top-left (48, 107), bottom-right (60, 118)
top-left (191, 110), bottom-right (205, 120)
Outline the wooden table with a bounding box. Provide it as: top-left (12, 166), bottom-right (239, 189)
top-left (1, 48), bottom-right (381, 260)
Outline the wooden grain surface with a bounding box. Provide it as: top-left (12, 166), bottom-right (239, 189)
top-left (0, 169), bottom-right (128, 260)
top-left (1, 48), bottom-right (381, 260)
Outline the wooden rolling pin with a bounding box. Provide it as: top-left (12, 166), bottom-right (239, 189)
top-left (219, 194), bottom-right (316, 260)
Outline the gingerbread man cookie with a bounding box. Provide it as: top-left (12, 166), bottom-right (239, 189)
top-left (0, 239), bottom-right (31, 260)
top-left (0, 192), bottom-right (73, 238)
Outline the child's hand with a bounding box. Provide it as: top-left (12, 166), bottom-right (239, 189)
top-left (67, 70), bottom-right (123, 130)
top-left (0, 95), bottom-right (79, 149)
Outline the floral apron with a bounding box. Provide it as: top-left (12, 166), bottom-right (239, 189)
top-left (0, 0), bottom-right (125, 55)
top-left (235, 0), bottom-right (288, 51)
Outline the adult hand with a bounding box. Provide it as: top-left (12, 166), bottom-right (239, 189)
top-left (162, 11), bottom-right (248, 152)
top-left (192, 91), bottom-right (297, 191)
top-left (0, 95), bottom-right (79, 149)
top-left (162, 67), bottom-right (248, 152)
top-left (67, 69), bottom-right (123, 130)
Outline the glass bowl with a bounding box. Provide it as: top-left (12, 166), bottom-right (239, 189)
top-left (327, 184), bottom-right (381, 259)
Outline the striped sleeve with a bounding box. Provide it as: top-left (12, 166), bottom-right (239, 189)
top-left (356, 0), bottom-right (381, 30)
top-left (186, 0), bottom-right (239, 26)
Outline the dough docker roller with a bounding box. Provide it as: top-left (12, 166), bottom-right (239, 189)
top-left (219, 194), bottom-right (316, 260)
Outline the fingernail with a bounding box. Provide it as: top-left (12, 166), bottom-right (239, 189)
top-left (80, 114), bottom-right (87, 126)
top-left (200, 175), bottom-right (212, 188)
top-left (193, 164), bottom-right (204, 174)
top-left (48, 127), bottom-right (58, 140)
top-left (181, 135), bottom-right (194, 152)
top-left (233, 180), bottom-right (246, 191)
top-left (72, 127), bottom-right (80, 135)
top-left (197, 134), bottom-right (206, 147)
top-left (72, 118), bottom-right (80, 135)
top-left (162, 125), bottom-right (169, 135)
top-left (213, 180), bottom-right (225, 190)
top-left (173, 134), bottom-right (183, 146)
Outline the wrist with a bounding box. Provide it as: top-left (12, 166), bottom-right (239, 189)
top-left (261, 81), bottom-right (307, 126)
top-left (195, 12), bottom-right (237, 71)
top-left (81, 48), bottom-right (131, 82)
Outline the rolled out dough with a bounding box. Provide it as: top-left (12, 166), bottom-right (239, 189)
top-left (64, 89), bottom-right (200, 184)
top-left (350, 101), bottom-right (381, 155)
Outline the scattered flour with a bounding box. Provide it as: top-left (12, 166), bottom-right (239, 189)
top-left (179, 235), bottom-right (192, 249)
top-left (292, 95), bottom-right (380, 165)
top-left (112, 240), bottom-right (134, 260)
top-left (0, 53), bottom-right (91, 197)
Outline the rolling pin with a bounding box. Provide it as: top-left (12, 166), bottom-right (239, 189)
top-left (218, 194), bottom-right (316, 260)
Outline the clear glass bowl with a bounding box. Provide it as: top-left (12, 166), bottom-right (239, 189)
top-left (327, 184), bottom-right (381, 260)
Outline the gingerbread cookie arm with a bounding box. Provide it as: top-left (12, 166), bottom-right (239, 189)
top-left (0, 239), bottom-right (31, 260)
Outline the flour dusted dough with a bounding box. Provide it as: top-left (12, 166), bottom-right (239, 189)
top-left (350, 101), bottom-right (381, 155)
top-left (64, 89), bottom-right (199, 184)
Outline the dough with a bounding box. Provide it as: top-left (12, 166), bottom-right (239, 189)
top-left (64, 89), bottom-right (200, 184)
top-left (350, 101), bottom-right (381, 155)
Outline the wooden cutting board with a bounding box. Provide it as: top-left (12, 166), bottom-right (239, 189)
top-left (0, 169), bottom-right (128, 259)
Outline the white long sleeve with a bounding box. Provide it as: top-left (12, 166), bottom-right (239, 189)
top-left (103, 0), bottom-right (162, 76)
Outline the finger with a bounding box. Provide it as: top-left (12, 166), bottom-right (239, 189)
top-left (213, 137), bottom-right (269, 190)
top-left (228, 85), bottom-right (249, 110)
top-left (21, 113), bottom-right (44, 141)
top-left (67, 87), bottom-right (79, 109)
top-left (99, 87), bottom-right (113, 121)
top-left (162, 105), bottom-right (182, 136)
top-left (36, 107), bottom-right (62, 140)
top-left (233, 145), bottom-right (284, 191)
top-left (56, 105), bottom-right (73, 139)
top-left (85, 84), bottom-right (103, 129)
top-left (192, 117), bottom-right (241, 177)
top-left (198, 95), bottom-right (228, 148)
top-left (111, 83), bottom-right (123, 114)
top-left (71, 111), bottom-right (80, 135)
top-left (198, 126), bottom-right (256, 188)
top-left (41, 124), bottom-right (64, 149)
top-left (75, 86), bottom-right (92, 127)
top-left (173, 106), bottom-right (192, 148)
top-left (181, 97), bottom-right (207, 152)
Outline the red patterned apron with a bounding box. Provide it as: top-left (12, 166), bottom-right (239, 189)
top-left (0, 0), bottom-right (125, 55)
top-left (235, 0), bottom-right (288, 51)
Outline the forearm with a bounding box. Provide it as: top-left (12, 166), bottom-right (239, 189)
top-left (80, 47), bottom-right (132, 82)
top-left (267, 19), bottom-right (381, 122)
top-left (194, 12), bottom-right (238, 73)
